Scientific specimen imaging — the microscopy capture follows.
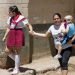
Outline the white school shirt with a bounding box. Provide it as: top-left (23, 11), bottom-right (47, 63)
top-left (47, 23), bottom-right (64, 44)
top-left (47, 23), bottom-right (71, 49)
top-left (7, 15), bottom-right (29, 29)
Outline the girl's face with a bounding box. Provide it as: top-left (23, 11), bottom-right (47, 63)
top-left (8, 10), bottom-right (15, 17)
top-left (53, 15), bottom-right (61, 25)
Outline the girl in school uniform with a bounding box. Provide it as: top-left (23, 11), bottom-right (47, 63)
top-left (2, 5), bottom-right (33, 74)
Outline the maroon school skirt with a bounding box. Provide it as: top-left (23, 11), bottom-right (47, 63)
top-left (7, 29), bottom-right (25, 48)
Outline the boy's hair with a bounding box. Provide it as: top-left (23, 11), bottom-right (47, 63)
top-left (64, 15), bottom-right (73, 21)
top-left (64, 15), bottom-right (73, 28)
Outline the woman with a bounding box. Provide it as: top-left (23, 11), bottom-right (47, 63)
top-left (2, 5), bottom-right (33, 74)
top-left (30, 13), bottom-right (72, 75)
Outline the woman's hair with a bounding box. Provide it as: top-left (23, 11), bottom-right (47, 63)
top-left (53, 13), bottom-right (61, 19)
top-left (9, 5), bottom-right (21, 15)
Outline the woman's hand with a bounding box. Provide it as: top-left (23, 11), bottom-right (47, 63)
top-left (67, 40), bottom-right (72, 44)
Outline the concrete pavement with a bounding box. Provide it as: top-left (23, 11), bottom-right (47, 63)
top-left (0, 56), bottom-right (75, 75)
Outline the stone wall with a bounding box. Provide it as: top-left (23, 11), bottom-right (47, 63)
top-left (0, 0), bottom-right (75, 26)
top-left (28, 0), bottom-right (75, 24)
top-left (0, 0), bottom-right (29, 28)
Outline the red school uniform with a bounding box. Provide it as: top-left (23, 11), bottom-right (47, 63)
top-left (7, 15), bottom-right (28, 48)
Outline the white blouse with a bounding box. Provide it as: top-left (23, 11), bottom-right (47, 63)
top-left (47, 23), bottom-right (71, 49)
top-left (7, 15), bottom-right (29, 29)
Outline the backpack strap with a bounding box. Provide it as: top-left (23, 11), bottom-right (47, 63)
top-left (11, 17), bottom-right (26, 29)
top-left (12, 18), bottom-right (26, 24)
top-left (16, 18), bottom-right (26, 25)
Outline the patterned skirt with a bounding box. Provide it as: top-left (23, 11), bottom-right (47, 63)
top-left (7, 29), bottom-right (25, 48)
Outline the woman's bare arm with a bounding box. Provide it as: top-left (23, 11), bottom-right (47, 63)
top-left (33, 31), bottom-right (50, 38)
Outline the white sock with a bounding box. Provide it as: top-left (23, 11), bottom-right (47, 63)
top-left (14, 55), bottom-right (20, 70)
top-left (8, 54), bottom-right (15, 61)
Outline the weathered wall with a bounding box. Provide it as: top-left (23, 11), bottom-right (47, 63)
top-left (0, 0), bottom-right (75, 26)
top-left (28, 0), bottom-right (75, 24)
top-left (0, 0), bottom-right (29, 28)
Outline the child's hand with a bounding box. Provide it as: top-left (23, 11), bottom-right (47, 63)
top-left (61, 29), bottom-right (65, 34)
top-left (29, 31), bottom-right (33, 35)
top-left (29, 31), bottom-right (35, 36)
top-left (61, 29), bottom-right (67, 35)
top-left (2, 37), bottom-right (6, 42)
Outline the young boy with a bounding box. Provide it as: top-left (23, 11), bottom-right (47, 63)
top-left (54, 15), bottom-right (75, 59)
top-left (62, 15), bottom-right (75, 46)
